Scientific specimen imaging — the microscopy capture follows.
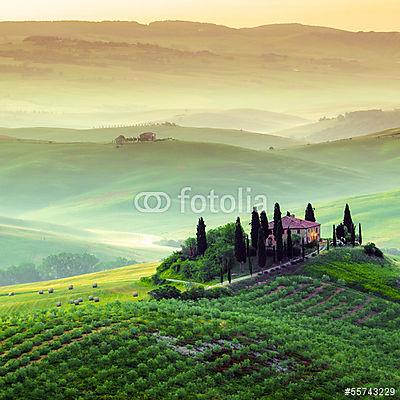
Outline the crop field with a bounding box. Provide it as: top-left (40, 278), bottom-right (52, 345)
top-left (0, 274), bottom-right (399, 399)
top-left (0, 262), bottom-right (158, 315)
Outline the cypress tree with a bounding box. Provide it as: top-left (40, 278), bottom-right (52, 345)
top-left (234, 217), bottom-right (247, 272)
top-left (333, 224), bottom-right (337, 247)
top-left (358, 223), bottom-right (362, 245)
top-left (286, 228), bottom-right (293, 259)
top-left (260, 210), bottom-right (270, 238)
top-left (276, 222), bottom-right (284, 262)
top-left (305, 203), bottom-right (316, 222)
top-left (336, 223), bottom-right (346, 241)
top-left (250, 207), bottom-right (260, 250)
top-left (273, 203), bottom-right (282, 237)
top-left (227, 258), bottom-right (232, 284)
top-left (246, 235), bottom-right (253, 276)
top-left (196, 217), bottom-right (208, 256)
top-left (257, 227), bottom-right (267, 272)
top-left (220, 266), bottom-right (224, 285)
top-left (351, 224), bottom-right (356, 247)
top-left (343, 203), bottom-right (353, 233)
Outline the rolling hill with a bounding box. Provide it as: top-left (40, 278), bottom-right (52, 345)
top-left (309, 188), bottom-right (400, 249)
top-left (0, 216), bottom-right (173, 269)
top-left (0, 108), bottom-right (308, 132)
top-left (164, 109), bottom-right (308, 133)
top-left (0, 128), bottom-right (398, 249)
top-left (1, 21), bottom-right (400, 125)
top-left (0, 127), bottom-right (398, 270)
top-left (277, 109), bottom-right (400, 142)
top-left (0, 124), bottom-right (301, 150)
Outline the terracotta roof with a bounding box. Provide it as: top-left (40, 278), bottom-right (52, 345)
top-left (268, 215), bottom-right (320, 230)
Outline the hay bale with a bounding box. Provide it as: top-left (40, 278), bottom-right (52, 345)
top-left (8, 292), bottom-right (15, 296)
top-left (38, 290), bottom-right (44, 295)
top-left (48, 288), bottom-right (54, 294)
top-left (78, 298), bottom-right (83, 303)
top-left (132, 291), bottom-right (139, 298)
top-left (56, 302), bottom-right (61, 307)
top-left (74, 299), bottom-right (80, 305)
top-left (92, 283), bottom-right (98, 288)
top-left (88, 295), bottom-right (94, 301)
top-left (94, 297), bottom-right (100, 303)
top-left (68, 285), bottom-right (74, 290)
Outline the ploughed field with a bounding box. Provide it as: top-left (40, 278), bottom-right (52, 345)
top-left (1, 275), bottom-right (399, 400)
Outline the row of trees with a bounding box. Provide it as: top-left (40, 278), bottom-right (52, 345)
top-left (194, 202), bottom-right (316, 283)
top-left (158, 202), bottom-right (317, 284)
top-left (0, 254), bottom-right (136, 286)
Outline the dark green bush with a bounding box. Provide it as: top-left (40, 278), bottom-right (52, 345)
top-left (364, 243), bottom-right (384, 258)
top-left (148, 285), bottom-right (181, 300)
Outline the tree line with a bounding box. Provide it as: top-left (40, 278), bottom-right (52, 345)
top-left (0, 253), bottom-right (136, 286)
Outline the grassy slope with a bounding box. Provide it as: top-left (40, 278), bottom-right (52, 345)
top-left (276, 111), bottom-right (400, 141)
top-left (302, 247), bottom-right (400, 300)
top-left (0, 125), bottom-right (300, 150)
top-left (311, 188), bottom-right (400, 248)
top-left (1, 135), bottom-right (398, 234)
top-left (0, 216), bottom-right (172, 268)
top-left (0, 262), bottom-right (158, 314)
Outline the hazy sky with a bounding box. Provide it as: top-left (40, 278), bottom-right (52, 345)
top-left (1, 0), bottom-right (399, 31)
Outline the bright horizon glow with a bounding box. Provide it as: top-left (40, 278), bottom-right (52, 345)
top-left (1, 0), bottom-right (400, 32)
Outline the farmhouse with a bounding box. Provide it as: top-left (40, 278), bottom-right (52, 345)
top-left (267, 214), bottom-right (320, 246)
top-left (113, 135), bottom-right (137, 145)
top-left (139, 132), bottom-right (156, 141)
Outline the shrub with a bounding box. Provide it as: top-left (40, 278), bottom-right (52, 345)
top-left (321, 274), bottom-right (331, 282)
top-left (149, 285), bottom-right (182, 300)
top-left (151, 273), bottom-right (166, 285)
top-left (364, 243), bottom-right (384, 258)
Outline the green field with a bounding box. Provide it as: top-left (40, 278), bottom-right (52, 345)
top-left (301, 247), bottom-right (400, 300)
top-left (311, 188), bottom-right (400, 248)
top-left (1, 272), bottom-right (399, 399)
top-left (0, 262), bottom-right (158, 314)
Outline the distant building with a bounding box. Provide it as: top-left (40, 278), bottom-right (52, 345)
top-left (139, 132), bottom-right (156, 141)
top-left (114, 135), bottom-right (127, 145)
top-left (113, 132), bottom-right (156, 145)
top-left (267, 215), bottom-right (320, 246)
